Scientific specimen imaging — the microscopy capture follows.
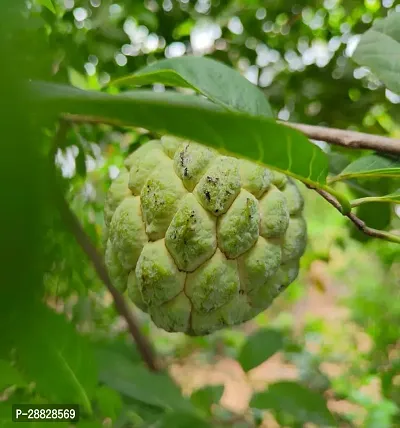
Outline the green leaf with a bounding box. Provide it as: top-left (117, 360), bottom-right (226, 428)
top-left (238, 329), bottom-right (284, 372)
top-left (118, 401), bottom-right (163, 426)
top-left (95, 386), bottom-right (122, 421)
top-left (92, 336), bottom-right (142, 364)
top-left (68, 68), bottom-right (88, 90)
top-left (32, 82), bottom-right (329, 186)
top-left (352, 189), bottom-right (400, 206)
top-left (353, 12), bottom-right (400, 94)
top-left (190, 385), bottom-right (224, 415)
top-left (36, 0), bottom-right (56, 13)
top-left (350, 202), bottom-right (392, 242)
top-left (111, 56), bottom-right (273, 118)
top-left (328, 152), bottom-right (351, 175)
top-left (154, 412), bottom-right (211, 428)
top-left (16, 306), bottom-right (97, 416)
top-left (96, 349), bottom-right (192, 412)
top-left (0, 360), bottom-right (25, 390)
top-left (250, 381), bottom-right (336, 426)
top-left (332, 154), bottom-right (400, 182)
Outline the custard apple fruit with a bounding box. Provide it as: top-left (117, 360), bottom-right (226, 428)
top-left (104, 137), bottom-right (307, 336)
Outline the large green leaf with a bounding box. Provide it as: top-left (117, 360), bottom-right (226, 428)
top-left (352, 189), bottom-right (400, 206)
top-left (16, 307), bottom-right (97, 415)
top-left (111, 56), bottom-right (273, 118)
top-left (96, 349), bottom-right (192, 412)
top-left (353, 12), bottom-right (400, 94)
top-left (332, 154), bottom-right (400, 182)
top-left (31, 82), bottom-right (329, 186)
top-left (238, 329), bottom-right (284, 372)
top-left (250, 381), bottom-right (335, 426)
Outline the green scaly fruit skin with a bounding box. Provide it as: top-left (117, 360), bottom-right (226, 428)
top-left (104, 136), bottom-right (307, 336)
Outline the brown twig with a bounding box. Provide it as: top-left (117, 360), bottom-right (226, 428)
top-left (307, 185), bottom-right (400, 244)
top-left (59, 198), bottom-right (160, 371)
top-left (280, 121), bottom-right (400, 156)
top-left (51, 121), bottom-right (160, 372)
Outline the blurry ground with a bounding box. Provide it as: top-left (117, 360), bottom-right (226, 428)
top-left (169, 259), bottom-right (377, 427)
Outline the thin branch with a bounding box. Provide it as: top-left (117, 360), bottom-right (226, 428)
top-left (51, 121), bottom-right (160, 372)
top-left (280, 121), bottom-right (400, 156)
top-left (307, 185), bottom-right (400, 244)
top-left (59, 198), bottom-right (160, 371)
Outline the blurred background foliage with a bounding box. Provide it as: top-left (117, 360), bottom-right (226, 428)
top-left (1, 0), bottom-right (400, 427)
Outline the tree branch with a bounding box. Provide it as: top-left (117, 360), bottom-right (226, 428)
top-left (59, 198), bottom-right (160, 371)
top-left (52, 122), bottom-right (160, 372)
top-left (280, 121), bottom-right (400, 156)
top-left (306, 185), bottom-right (400, 244)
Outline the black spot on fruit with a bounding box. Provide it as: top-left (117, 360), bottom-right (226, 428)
top-left (206, 176), bottom-right (219, 184)
top-left (179, 144), bottom-right (189, 168)
top-left (205, 191), bottom-right (211, 202)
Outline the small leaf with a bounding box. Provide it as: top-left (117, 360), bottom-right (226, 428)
top-left (0, 360), bottom-right (25, 390)
top-left (353, 12), bottom-right (400, 94)
top-left (16, 306), bottom-right (97, 416)
top-left (96, 349), bottom-right (192, 412)
top-left (32, 82), bottom-right (329, 187)
top-left (350, 202), bottom-right (392, 242)
top-left (190, 385), bottom-right (224, 415)
top-left (352, 189), bottom-right (400, 206)
top-left (250, 381), bottom-right (335, 426)
top-left (37, 0), bottom-right (56, 13)
top-left (68, 68), bottom-right (88, 90)
top-left (111, 56), bottom-right (273, 118)
top-left (332, 154), bottom-right (400, 182)
top-left (238, 329), bottom-right (284, 372)
top-left (154, 412), bottom-right (211, 428)
top-left (328, 152), bottom-right (351, 175)
top-left (95, 386), bottom-right (122, 421)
